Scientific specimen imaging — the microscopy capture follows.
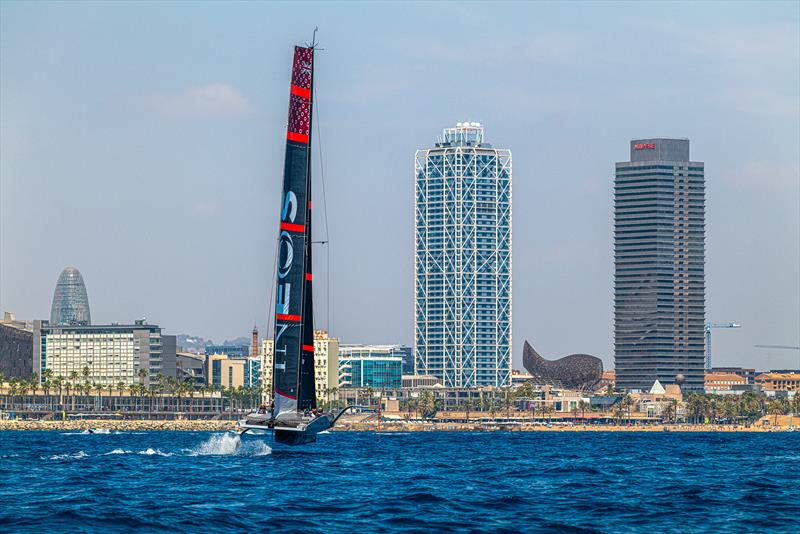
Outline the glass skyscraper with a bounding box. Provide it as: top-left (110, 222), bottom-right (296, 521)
top-left (414, 122), bottom-right (512, 388)
top-left (614, 138), bottom-right (705, 392)
top-left (50, 266), bottom-right (91, 325)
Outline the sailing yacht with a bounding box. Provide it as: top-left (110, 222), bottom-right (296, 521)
top-left (239, 42), bottom-right (347, 445)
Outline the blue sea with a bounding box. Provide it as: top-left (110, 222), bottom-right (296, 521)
top-left (1, 430), bottom-right (798, 532)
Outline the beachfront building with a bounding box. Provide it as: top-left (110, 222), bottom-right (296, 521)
top-left (339, 348), bottom-right (402, 389)
top-left (176, 352), bottom-right (205, 388)
top-left (314, 330), bottom-right (339, 405)
top-left (704, 372), bottom-right (747, 394)
top-left (0, 313), bottom-right (34, 380)
top-left (756, 372), bottom-right (800, 395)
top-left (33, 319), bottom-right (176, 386)
top-left (614, 138), bottom-right (706, 392)
top-left (415, 122), bottom-right (512, 388)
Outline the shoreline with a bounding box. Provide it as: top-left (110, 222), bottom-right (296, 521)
top-left (0, 419), bottom-right (794, 432)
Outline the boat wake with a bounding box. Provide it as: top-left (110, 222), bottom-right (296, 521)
top-left (188, 433), bottom-right (271, 456)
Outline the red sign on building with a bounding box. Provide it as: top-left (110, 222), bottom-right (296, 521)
top-left (634, 143), bottom-right (656, 150)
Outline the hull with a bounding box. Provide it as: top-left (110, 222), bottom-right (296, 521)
top-left (238, 413), bottom-right (334, 446)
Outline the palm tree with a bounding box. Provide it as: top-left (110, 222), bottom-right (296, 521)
top-left (768, 399), bottom-right (786, 426)
top-left (463, 398), bottom-right (474, 423)
top-left (502, 387), bottom-right (517, 420)
top-left (94, 382), bottom-right (104, 411)
top-left (578, 400), bottom-right (590, 421)
top-left (17, 379), bottom-right (29, 414)
top-left (69, 370), bottom-right (79, 411)
top-left (52, 376), bottom-right (63, 412)
top-left (419, 390), bottom-right (436, 420)
top-left (661, 399), bottom-right (677, 424)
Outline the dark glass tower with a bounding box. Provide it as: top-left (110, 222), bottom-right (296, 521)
top-left (50, 266), bottom-right (91, 325)
top-left (614, 139), bottom-right (705, 392)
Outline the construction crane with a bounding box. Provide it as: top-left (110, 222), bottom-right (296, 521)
top-left (705, 323), bottom-right (741, 370)
top-left (754, 345), bottom-right (800, 370)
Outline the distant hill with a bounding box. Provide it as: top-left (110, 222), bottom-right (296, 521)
top-left (175, 334), bottom-right (213, 354)
top-left (175, 334), bottom-right (251, 354)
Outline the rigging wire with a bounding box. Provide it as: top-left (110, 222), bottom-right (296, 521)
top-left (313, 79), bottom-right (332, 335)
top-left (266, 235), bottom-right (280, 339)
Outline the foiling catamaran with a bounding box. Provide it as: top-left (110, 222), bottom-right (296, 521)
top-left (238, 39), bottom-right (348, 445)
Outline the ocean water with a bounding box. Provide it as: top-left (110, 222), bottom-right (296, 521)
top-left (1, 431), bottom-right (798, 532)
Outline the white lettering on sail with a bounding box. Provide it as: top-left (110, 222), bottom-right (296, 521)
top-left (276, 283), bottom-right (291, 314)
top-left (278, 231), bottom-right (293, 279)
top-left (282, 191), bottom-right (297, 222)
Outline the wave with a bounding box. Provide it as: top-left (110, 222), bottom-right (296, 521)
top-left (138, 448), bottom-right (172, 457)
top-left (45, 451), bottom-right (89, 460)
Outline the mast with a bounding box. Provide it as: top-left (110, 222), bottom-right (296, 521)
top-left (272, 45), bottom-right (316, 418)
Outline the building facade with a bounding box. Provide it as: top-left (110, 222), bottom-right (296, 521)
top-left (704, 372), bottom-right (747, 393)
top-left (415, 122), bottom-right (512, 388)
top-left (0, 315), bottom-right (34, 380)
top-left (339, 353), bottom-right (402, 389)
top-left (33, 320), bottom-right (176, 386)
top-left (206, 353), bottom-right (261, 390)
top-left (614, 139), bottom-right (705, 392)
top-left (259, 331), bottom-right (338, 405)
top-left (50, 267), bottom-right (91, 325)
top-left (756, 372), bottom-right (800, 394)
top-left (314, 330), bottom-right (339, 405)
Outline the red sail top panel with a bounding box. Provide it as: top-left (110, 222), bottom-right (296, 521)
top-left (287, 46), bottom-right (313, 143)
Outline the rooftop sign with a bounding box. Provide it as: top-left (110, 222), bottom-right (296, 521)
top-left (634, 143), bottom-right (656, 150)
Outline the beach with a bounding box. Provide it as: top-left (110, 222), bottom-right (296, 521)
top-left (1, 414), bottom-right (795, 432)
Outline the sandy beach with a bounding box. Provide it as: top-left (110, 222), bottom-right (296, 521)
top-left (0, 415), bottom-right (795, 432)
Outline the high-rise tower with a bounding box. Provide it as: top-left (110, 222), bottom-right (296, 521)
top-left (414, 122), bottom-right (512, 388)
top-left (50, 266), bottom-right (91, 325)
top-left (614, 139), bottom-right (705, 391)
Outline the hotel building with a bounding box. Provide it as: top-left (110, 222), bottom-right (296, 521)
top-left (614, 138), bottom-right (706, 392)
top-left (414, 122), bottom-right (512, 388)
top-left (33, 319), bottom-right (176, 386)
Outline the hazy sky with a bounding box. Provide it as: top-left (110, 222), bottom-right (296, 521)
top-left (2, 1), bottom-right (798, 370)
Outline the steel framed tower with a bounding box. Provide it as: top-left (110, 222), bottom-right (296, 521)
top-left (414, 122), bottom-right (512, 388)
top-left (614, 138), bottom-right (706, 391)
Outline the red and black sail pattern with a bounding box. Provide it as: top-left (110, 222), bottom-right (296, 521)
top-left (273, 46), bottom-right (316, 418)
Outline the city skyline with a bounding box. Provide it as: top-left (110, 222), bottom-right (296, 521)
top-left (1, 2), bottom-right (798, 370)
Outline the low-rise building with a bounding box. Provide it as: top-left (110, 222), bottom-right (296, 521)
top-left (207, 353), bottom-right (261, 390)
top-left (176, 352), bottom-right (205, 388)
top-left (710, 367), bottom-right (757, 384)
top-left (33, 319), bottom-right (176, 386)
top-left (756, 372), bottom-right (800, 394)
top-left (402, 374), bottom-right (442, 388)
top-left (339, 347), bottom-right (402, 389)
top-left (511, 369), bottom-right (534, 385)
top-left (705, 372), bottom-right (747, 393)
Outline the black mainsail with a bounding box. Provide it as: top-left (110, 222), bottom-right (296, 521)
top-left (272, 45), bottom-right (316, 420)
top-left (241, 41), bottom-right (350, 445)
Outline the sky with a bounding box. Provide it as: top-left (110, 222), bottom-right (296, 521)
top-left (1, 1), bottom-right (798, 370)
